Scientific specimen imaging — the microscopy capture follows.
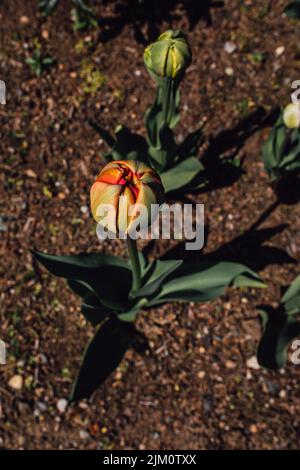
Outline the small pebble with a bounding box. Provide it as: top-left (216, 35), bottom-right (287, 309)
top-left (224, 41), bottom-right (237, 54)
top-left (249, 424), bottom-right (258, 434)
top-left (279, 389), bottom-right (287, 399)
top-left (197, 371), bottom-right (206, 379)
top-left (225, 67), bottom-right (234, 76)
top-left (36, 401), bottom-right (47, 412)
top-left (41, 29), bottom-right (49, 40)
top-left (275, 46), bottom-right (285, 57)
top-left (247, 356), bottom-right (260, 370)
top-left (19, 16), bottom-right (30, 25)
top-left (134, 70), bottom-right (141, 77)
top-left (56, 398), bottom-right (68, 413)
top-left (8, 375), bottom-right (23, 390)
top-left (80, 205), bottom-right (89, 214)
top-left (79, 430), bottom-right (90, 440)
top-left (225, 360), bottom-right (237, 369)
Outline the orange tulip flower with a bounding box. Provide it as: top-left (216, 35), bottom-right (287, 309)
top-left (90, 160), bottom-right (164, 235)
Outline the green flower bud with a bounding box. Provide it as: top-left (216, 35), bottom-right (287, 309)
top-left (283, 103), bottom-right (300, 129)
top-left (144, 29), bottom-right (192, 81)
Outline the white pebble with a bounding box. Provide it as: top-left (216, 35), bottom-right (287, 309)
top-left (275, 46), bottom-right (285, 57)
top-left (225, 67), bottom-right (234, 76)
top-left (224, 41), bottom-right (237, 54)
top-left (246, 356), bottom-right (260, 370)
top-left (80, 205), bottom-right (89, 214)
top-left (8, 375), bottom-right (23, 390)
top-left (79, 430), bottom-right (90, 440)
top-left (56, 398), bottom-right (68, 413)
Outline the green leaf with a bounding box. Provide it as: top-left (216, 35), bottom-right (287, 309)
top-left (67, 279), bottom-right (113, 326)
top-left (42, 57), bottom-right (55, 65)
top-left (68, 278), bottom-right (95, 298)
top-left (32, 251), bottom-right (132, 310)
top-left (81, 301), bottom-right (112, 326)
top-left (39, 0), bottom-right (59, 15)
top-left (257, 306), bottom-right (300, 369)
top-left (284, 1), bottom-right (300, 18)
top-left (148, 261), bottom-right (265, 305)
top-left (72, 0), bottom-right (93, 14)
top-left (148, 125), bottom-right (177, 171)
top-left (281, 274), bottom-right (300, 315)
top-left (70, 317), bottom-right (135, 401)
top-left (160, 157), bottom-right (204, 193)
top-left (135, 259), bottom-right (183, 298)
top-left (138, 251), bottom-right (148, 277)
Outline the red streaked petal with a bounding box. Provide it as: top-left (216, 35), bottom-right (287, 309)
top-left (90, 181), bottom-right (122, 233)
top-left (98, 165), bottom-right (124, 185)
top-left (117, 186), bottom-right (136, 234)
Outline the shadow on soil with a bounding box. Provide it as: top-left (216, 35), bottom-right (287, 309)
top-left (157, 200), bottom-right (296, 272)
top-left (98, 0), bottom-right (225, 44)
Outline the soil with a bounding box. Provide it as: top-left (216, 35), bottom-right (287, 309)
top-left (1, 0), bottom-right (300, 450)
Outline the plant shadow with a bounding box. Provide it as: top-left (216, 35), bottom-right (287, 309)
top-left (199, 106), bottom-right (280, 192)
top-left (272, 173), bottom-right (300, 205)
top-left (159, 201), bottom-right (296, 272)
top-left (98, 0), bottom-right (225, 44)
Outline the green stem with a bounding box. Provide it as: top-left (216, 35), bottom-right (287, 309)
top-left (127, 237), bottom-right (141, 293)
top-left (162, 77), bottom-right (172, 126)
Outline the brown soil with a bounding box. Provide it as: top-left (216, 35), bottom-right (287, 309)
top-left (1, 0), bottom-right (300, 450)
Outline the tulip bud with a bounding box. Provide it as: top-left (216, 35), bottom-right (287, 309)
top-left (90, 160), bottom-right (164, 235)
top-left (144, 29), bottom-right (192, 81)
top-left (283, 103), bottom-right (300, 129)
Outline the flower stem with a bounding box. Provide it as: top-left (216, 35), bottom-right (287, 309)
top-left (127, 237), bottom-right (141, 293)
top-left (162, 77), bottom-right (172, 126)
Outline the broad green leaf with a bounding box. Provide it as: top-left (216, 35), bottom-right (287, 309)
top-left (135, 259), bottom-right (183, 298)
top-left (257, 306), bottom-right (300, 369)
top-left (281, 274), bottom-right (300, 315)
top-left (68, 279), bottom-right (113, 326)
top-left (160, 157), bottom-right (204, 193)
top-left (33, 250), bottom-right (128, 275)
top-left (33, 251), bottom-right (132, 310)
top-left (232, 274), bottom-right (268, 289)
top-left (148, 125), bottom-right (177, 171)
top-left (67, 279), bottom-right (95, 299)
top-left (81, 302), bottom-right (112, 326)
top-left (138, 251), bottom-right (148, 277)
top-left (148, 261), bottom-right (265, 305)
top-left (70, 317), bottom-right (135, 401)
top-left (117, 298), bottom-right (148, 322)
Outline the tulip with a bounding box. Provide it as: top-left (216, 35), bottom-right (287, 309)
top-left (90, 160), bottom-right (164, 236)
top-left (91, 160), bottom-right (164, 292)
top-left (144, 29), bottom-right (192, 81)
top-left (283, 103), bottom-right (300, 129)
